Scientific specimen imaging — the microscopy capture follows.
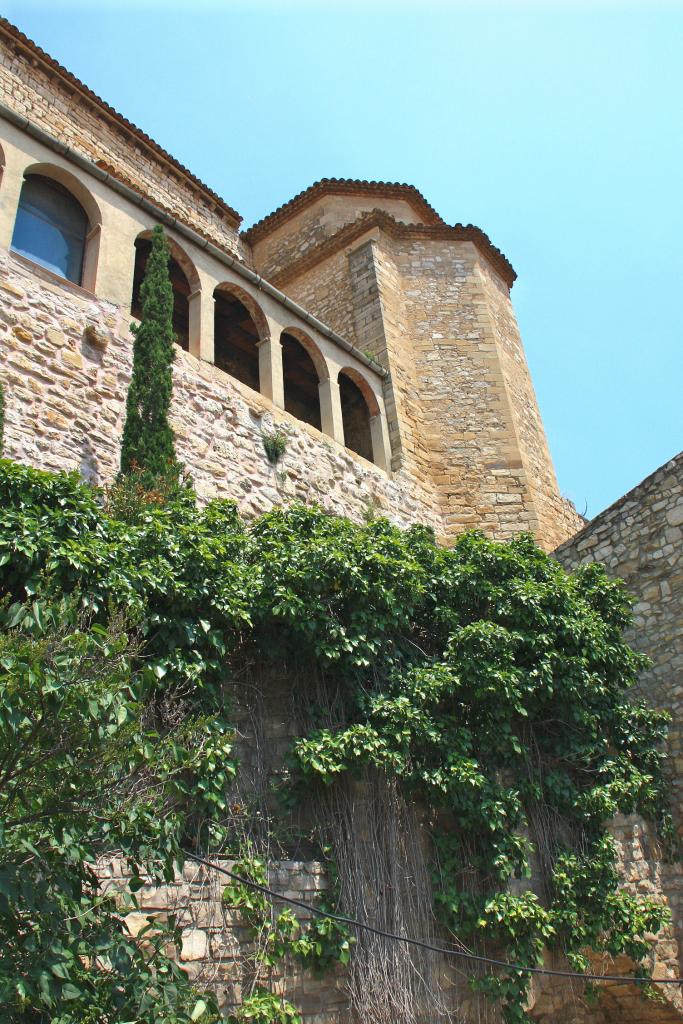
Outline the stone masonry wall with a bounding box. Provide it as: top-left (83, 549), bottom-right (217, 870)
top-left (263, 204), bottom-right (584, 551)
top-left (97, 816), bottom-right (683, 1024)
top-left (556, 453), bottom-right (683, 826)
top-left (0, 248), bottom-right (440, 533)
top-left (98, 856), bottom-right (348, 1023)
top-left (551, 453), bottom-right (683, 1022)
top-left (279, 243), bottom-right (360, 351)
top-left (0, 30), bottom-right (245, 258)
top-left (477, 256), bottom-right (582, 550)
top-left (530, 815), bottom-right (683, 1023)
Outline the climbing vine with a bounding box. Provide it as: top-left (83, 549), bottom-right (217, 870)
top-left (0, 460), bottom-right (673, 1023)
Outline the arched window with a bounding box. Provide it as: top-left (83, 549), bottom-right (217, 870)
top-left (282, 331), bottom-right (322, 431)
top-left (214, 286), bottom-right (265, 391)
top-left (339, 370), bottom-right (374, 462)
top-left (131, 237), bottom-right (191, 350)
top-left (11, 174), bottom-right (89, 284)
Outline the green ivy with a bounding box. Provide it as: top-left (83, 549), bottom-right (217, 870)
top-left (221, 853), bottom-right (352, 974)
top-left (0, 460), bottom-right (674, 1023)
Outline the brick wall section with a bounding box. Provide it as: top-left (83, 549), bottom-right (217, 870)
top-left (556, 453), bottom-right (683, 824)
top-left (0, 33), bottom-right (245, 258)
top-left (0, 249), bottom-right (439, 533)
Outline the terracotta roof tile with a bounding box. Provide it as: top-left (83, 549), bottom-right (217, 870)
top-left (0, 16), bottom-right (242, 228)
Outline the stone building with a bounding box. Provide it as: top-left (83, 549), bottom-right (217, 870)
top-left (0, 17), bottom-right (583, 552)
top-left (0, 15), bottom-right (680, 1023)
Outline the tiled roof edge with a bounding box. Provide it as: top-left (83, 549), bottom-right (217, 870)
top-left (243, 178), bottom-right (446, 243)
top-left (270, 209), bottom-right (517, 289)
top-left (0, 16), bottom-right (242, 228)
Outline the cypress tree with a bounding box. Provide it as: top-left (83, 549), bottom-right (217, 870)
top-left (120, 225), bottom-right (180, 489)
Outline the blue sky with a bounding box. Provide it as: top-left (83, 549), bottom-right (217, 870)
top-left (6, 1), bottom-right (682, 517)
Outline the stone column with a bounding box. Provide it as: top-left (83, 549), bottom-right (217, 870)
top-left (81, 224), bottom-right (101, 294)
top-left (188, 285), bottom-right (214, 362)
top-left (0, 147), bottom-right (31, 251)
top-left (370, 412), bottom-right (392, 474)
top-left (319, 375), bottom-right (345, 445)
top-left (258, 330), bottom-right (284, 408)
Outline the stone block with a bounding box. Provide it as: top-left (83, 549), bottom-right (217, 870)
top-left (180, 928), bottom-right (208, 961)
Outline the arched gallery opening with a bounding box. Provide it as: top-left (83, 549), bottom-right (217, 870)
top-left (339, 370), bottom-right (374, 462)
top-left (213, 287), bottom-right (261, 392)
top-left (281, 332), bottom-right (321, 431)
top-left (131, 237), bottom-right (191, 350)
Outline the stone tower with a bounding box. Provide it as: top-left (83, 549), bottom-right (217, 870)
top-left (245, 181), bottom-right (580, 549)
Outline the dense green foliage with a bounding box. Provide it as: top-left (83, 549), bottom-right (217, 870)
top-left (0, 380), bottom-right (5, 454)
top-left (120, 225), bottom-right (180, 488)
top-left (0, 460), bottom-right (673, 1023)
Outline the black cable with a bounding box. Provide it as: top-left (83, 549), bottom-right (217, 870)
top-left (185, 851), bottom-right (683, 987)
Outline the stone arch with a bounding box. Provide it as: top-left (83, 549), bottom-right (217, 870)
top-left (338, 366), bottom-right (380, 417)
top-left (214, 282), bottom-right (269, 344)
top-left (131, 230), bottom-right (200, 350)
top-left (280, 327), bottom-right (324, 432)
top-left (338, 367), bottom-right (378, 462)
top-left (213, 283), bottom-right (269, 392)
top-left (280, 326), bottom-right (328, 382)
top-left (12, 162), bottom-right (102, 290)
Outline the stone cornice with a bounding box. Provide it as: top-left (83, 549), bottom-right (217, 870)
top-left (0, 16), bottom-right (242, 229)
top-left (243, 178), bottom-right (446, 244)
top-left (269, 209), bottom-right (517, 289)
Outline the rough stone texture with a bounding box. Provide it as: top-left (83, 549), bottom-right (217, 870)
top-left (0, 250), bottom-right (439, 531)
top-left (278, 213), bottom-right (583, 549)
top-left (556, 454), bottom-right (683, 827)
top-left (97, 856), bottom-right (348, 1022)
top-left (550, 454), bottom-right (683, 1023)
top-left (530, 816), bottom-right (683, 1023)
top-left (97, 816), bottom-right (683, 1024)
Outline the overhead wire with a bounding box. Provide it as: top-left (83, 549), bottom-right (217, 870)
top-left (185, 851), bottom-right (683, 988)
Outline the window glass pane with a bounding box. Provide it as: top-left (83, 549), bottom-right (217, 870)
top-left (11, 175), bottom-right (88, 284)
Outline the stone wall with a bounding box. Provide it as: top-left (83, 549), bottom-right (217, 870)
top-left (530, 815), bottom-right (683, 1023)
top-left (98, 856), bottom-right (348, 1023)
top-left (279, 215), bottom-right (584, 550)
top-left (0, 248), bottom-right (439, 533)
top-left (98, 814), bottom-right (683, 1024)
top-left (556, 453), bottom-right (683, 824)
top-left (550, 453), bottom-right (683, 1023)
